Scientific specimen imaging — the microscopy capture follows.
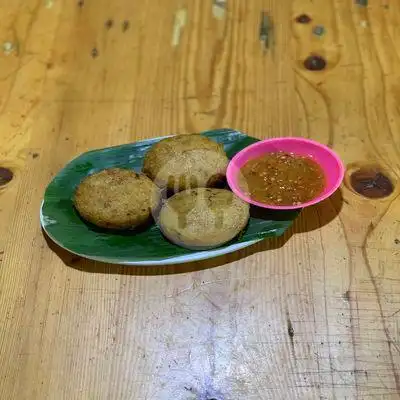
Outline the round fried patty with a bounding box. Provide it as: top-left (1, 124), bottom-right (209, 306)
top-left (142, 134), bottom-right (229, 192)
top-left (74, 168), bottom-right (160, 230)
top-left (158, 188), bottom-right (250, 250)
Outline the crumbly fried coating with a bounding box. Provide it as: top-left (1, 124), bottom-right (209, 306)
top-left (143, 134), bottom-right (229, 192)
top-left (74, 168), bottom-right (160, 230)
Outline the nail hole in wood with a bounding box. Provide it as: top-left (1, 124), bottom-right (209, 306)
top-left (304, 54), bottom-right (326, 71)
top-left (0, 167), bottom-right (13, 186)
top-left (295, 14), bottom-right (312, 24)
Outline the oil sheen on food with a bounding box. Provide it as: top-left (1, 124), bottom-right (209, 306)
top-left (239, 151), bottom-right (325, 205)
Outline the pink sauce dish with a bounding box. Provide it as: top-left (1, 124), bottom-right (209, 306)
top-left (226, 137), bottom-right (345, 210)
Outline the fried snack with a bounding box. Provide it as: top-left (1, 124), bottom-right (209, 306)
top-left (158, 188), bottom-right (250, 250)
top-left (74, 168), bottom-right (159, 230)
top-left (142, 134), bottom-right (229, 192)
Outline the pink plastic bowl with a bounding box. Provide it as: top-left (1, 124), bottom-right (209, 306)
top-left (227, 137), bottom-right (345, 210)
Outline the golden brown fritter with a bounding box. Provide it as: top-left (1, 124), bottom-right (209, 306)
top-left (74, 168), bottom-right (160, 230)
top-left (142, 134), bottom-right (229, 192)
top-left (157, 188), bottom-right (250, 250)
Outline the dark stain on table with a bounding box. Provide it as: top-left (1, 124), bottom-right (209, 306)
top-left (288, 319), bottom-right (295, 338)
top-left (286, 311), bottom-right (295, 360)
top-left (105, 19), bottom-right (114, 29)
top-left (350, 168), bottom-right (394, 198)
top-left (304, 55), bottom-right (327, 71)
top-left (0, 167), bottom-right (13, 186)
top-left (122, 20), bottom-right (130, 32)
top-left (91, 47), bottom-right (99, 59)
top-left (295, 14), bottom-right (312, 24)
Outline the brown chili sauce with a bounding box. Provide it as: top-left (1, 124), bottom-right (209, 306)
top-left (239, 151), bottom-right (325, 206)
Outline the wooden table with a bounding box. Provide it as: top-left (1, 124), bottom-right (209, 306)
top-left (1, 1), bottom-right (399, 399)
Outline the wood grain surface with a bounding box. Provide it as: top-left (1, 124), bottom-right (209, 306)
top-left (1, 0), bottom-right (399, 399)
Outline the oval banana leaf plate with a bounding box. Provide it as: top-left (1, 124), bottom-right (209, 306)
top-left (41, 129), bottom-right (300, 266)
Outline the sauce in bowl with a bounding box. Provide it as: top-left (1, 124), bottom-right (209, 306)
top-left (239, 151), bottom-right (325, 206)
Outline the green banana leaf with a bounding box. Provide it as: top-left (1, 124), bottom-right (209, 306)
top-left (41, 129), bottom-right (300, 265)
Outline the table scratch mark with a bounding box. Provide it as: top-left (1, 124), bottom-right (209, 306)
top-left (385, 308), bottom-right (400, 319)
top-left (286, 309), bottom-right (296, 360)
